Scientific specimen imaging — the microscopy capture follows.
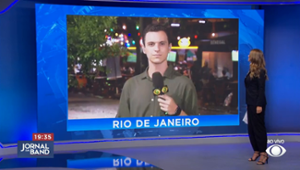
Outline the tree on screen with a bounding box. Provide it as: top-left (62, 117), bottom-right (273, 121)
top-left (67, 15), bottom-right (127, 90)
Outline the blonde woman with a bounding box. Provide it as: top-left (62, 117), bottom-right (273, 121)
top-left (244, 49), bottom-right (269, 165)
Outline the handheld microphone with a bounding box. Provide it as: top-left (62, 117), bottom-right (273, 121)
top-left (152, 72), bottom-right (168, 96)
top-left (152, 72), bottom-right (167, 115)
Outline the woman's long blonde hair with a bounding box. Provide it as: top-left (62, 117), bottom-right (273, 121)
top-left (249, 49), bottom-right (268, 80)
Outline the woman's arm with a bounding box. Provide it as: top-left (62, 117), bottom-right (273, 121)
top-left (257, 69), bottom-right (266, 106)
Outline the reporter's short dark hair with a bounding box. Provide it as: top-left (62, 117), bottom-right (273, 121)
top-left (142, 23), bottom-right (171, 46)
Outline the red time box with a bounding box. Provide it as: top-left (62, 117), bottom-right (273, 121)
top-left (32, 133), bottom-right (54, 141)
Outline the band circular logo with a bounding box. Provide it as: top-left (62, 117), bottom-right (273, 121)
top-left (266, 144), bottom-right (286, 157)
top-left (162, 86), bottom-right (168, 93)
top-left (153, 89), bottom-right (161, 95)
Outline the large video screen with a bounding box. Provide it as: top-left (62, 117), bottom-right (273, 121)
top-left (36, 4), bottom-right (264, 138)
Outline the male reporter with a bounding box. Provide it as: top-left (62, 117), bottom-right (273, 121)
top-left (116, 24), bottom-right (198, 117)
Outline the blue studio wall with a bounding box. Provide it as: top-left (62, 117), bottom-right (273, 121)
top-left (0, 0), bottom-right (299, 145)
top-left (262, 5), bottom-right (300, 132)
top-left (0, 1), bottom-right (37, 144)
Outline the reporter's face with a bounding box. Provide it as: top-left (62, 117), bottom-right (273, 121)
top-left (143, 31), bottom-right (171, 64)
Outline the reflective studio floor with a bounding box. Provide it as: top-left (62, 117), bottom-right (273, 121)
top-left (0, 142), bottom-right (299, 170)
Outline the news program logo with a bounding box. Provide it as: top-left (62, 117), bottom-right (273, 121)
top-left (18, 141), bottom-right (54, 158)
top-left (266, 139), bottom-right (286, 157)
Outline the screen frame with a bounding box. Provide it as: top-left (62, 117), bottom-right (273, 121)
top-left (36, 3), bottom-right (264, 140)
